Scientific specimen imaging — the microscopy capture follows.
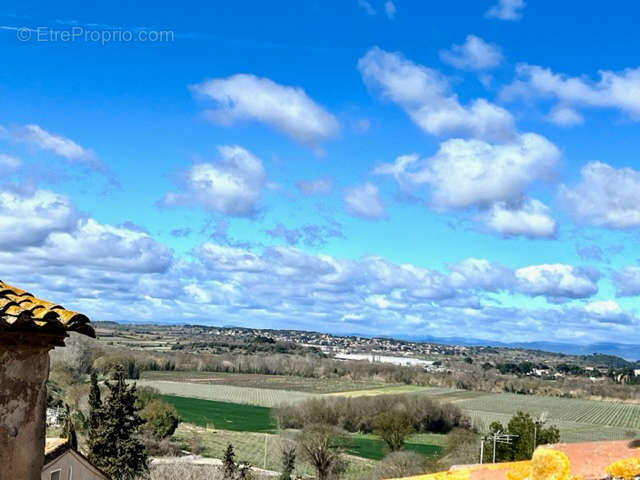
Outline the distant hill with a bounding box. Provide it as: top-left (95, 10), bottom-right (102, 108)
top-left (395, 334), bottom-right (640, 361)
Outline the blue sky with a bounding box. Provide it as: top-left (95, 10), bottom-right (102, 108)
top-left (2, 0), bottom-right (640, 344)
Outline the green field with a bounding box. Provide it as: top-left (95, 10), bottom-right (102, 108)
top-left (151, 371), bottom-right (640, 444)
top-left (172, 425), bottom-right (376, 479)
top-left (347, 433), bottom-right (444, 460)
top-left (161, 395), bottom-right (275, 432)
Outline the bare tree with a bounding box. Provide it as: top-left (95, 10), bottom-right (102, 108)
top-left (372, 410), bottom-right (415, 452)
top-left (299, 424), bottom-right (346, 480)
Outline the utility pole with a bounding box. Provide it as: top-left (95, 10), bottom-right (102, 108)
top-left (263, 434), bottom-right (268, 469)
top-left (493, 434), bottom-right (497, 463)
top-left (482, 431), bottom-right (518, 463)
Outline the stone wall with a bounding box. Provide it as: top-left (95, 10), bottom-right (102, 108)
top-left (0, 340), bottom-right (53, 480)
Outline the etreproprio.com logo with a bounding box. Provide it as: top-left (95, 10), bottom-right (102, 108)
top-left (15, 26), bottom-right (174, 45)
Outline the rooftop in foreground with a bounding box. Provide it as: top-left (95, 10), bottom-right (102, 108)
top-left (388, 440), bottom-right (640, 480)
top-left (0, 280), bottom-right (94, 342)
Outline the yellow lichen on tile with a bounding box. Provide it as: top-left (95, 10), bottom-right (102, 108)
top-left (605, 457), bottom-right (640, 479)
top-left (0, 280), bottom-right (94, 337)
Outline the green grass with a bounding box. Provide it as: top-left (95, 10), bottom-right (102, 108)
top-left (172, 425), bottom-right (376, 480)
top-left (346, 434), bottom-right (444, 461)
top-left (161, 394), bottom-right (275, 433)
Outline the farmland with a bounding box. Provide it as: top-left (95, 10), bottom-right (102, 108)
top-left (139, 380), bottom-right (315, 407)
top-left (160, 395), bottom-right (275, 432)
top-left (141, 370), bottom-right (396, 394)
top-left (143, 371), bottom-right (640, 444)
top-left (171, 424), bottom-right (377, 479)
top-left (458, 393), bottom-right (640, 442)
top-left (347, 433), bottom-right (445, 460)
top-left (458, 393), bottom-right (640, 429)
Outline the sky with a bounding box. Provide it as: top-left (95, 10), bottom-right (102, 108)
top-left (2, 0), bottom-right (640, 345)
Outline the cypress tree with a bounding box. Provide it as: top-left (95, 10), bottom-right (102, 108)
top-left (90, 365), bottom-right (148, 480)
top-left (223, 444), bottom-right (237, 479)
top-left (62, 404), bottom-right (78, 450)
top-left (279, 446), bottom-right (296, 480)
top-left (87, 371), bottom-right (102, 458)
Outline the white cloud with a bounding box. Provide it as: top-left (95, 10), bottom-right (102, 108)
top-left (584, 300), bottom-right (622, 316)
top-left (448, 258), bottom-right (514, 291)
top-left (613, 266), bottom-right (640, 296)
top-left (191, 74), bottom-right (339, 147)
top-left (0, 154), bottom-right (21, 170)
top-left (583, 300), bottom-right (631, 325)
top-left (485, 0), bottom-right (525, 21)
top-left (384, 1), bottom-right (396, 19)
top-left (358, 47), bottom-right (515, 141)
top-left (343, 183), bottom-right (386, 220)
top-left (28, 218), bottom-right (172, 274)
top-left (515, 264), bottom-right (599, 300)
top-left (375, 133), bottom-right (559, 210)
top-left (11, 124), bottom-right (99, 167)
top-left (358, 0), bottom-right (377, 15)
top-left (547, 105), bottom-right (584, 126)
top-left (503, 64), bottom-right (640, 120)
top-left (439, 35), bottom-right (503, 71)
top-left (0, 184), bottom-right (172, 293)
top-left (479, 198), bottom-right (556, 238)
top-left (0, 188), bottom-right (77, 248)
top-left (560, 162), bottom-right (640, 228)
top-left (162, 145), bottom-right (266, 217)
top-left (296, 177), bottom-right (333, 195)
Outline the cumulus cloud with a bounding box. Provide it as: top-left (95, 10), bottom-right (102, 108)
top-left (384, 1), bottom-right (396, 19)
top-left (547, 105), bottom-right (584, 126)
top-left (161, 145), bottom-right (266, 217)
top-left (0, 188), bottom-right (77, 249)
top-left (296, 177), bottom-right (333, 195)
top-left (0, 154), bottom-right (21, 170)
top-left (584, 300), bottom-right (631, 325)
top-left (448, 258), bottom-right (514, 291)
top-left (479, 198), bottom-right (556, 238)
top-left (26, 219), bottom-right (172, 274)
top-left (0, 183), bottom-right (612, 341)
top-left (515, 264), bottom-right (599, 301)
top-left (502, 63), bottom-right (640, 121)
top-left (343, 182), bottom-right (386, 219)
top-left (439, 35), bottom-right (503, 71)
top-left (358, 47), bottom-right (516, 141)
top-left (485, 0), bottom-right (525, 20)
top-left (0, 183), bottom-right (173, 319)
top-left (612, 266), bottom-right (640, 296)
top-left (559, 162), bottom-right (640, 228)
top-left (10, 124), bottom-right (100, 168)
top-left (191, 74), bottom-right (339, 148)
top-left (375, 133), bottom-right (559, 210)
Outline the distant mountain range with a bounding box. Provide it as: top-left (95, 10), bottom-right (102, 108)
top-left (391, 334), bottom-right (640, 361)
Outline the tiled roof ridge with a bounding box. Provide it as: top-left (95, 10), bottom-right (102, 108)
top-left (0, 280), bottom-right (94, 338)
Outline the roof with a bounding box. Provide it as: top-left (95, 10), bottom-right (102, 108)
top-left (389, 440), bottom-right (640, 480)
top-left (44, 438), bottom-right (70, 463)
top-left (0, 280), bottom-right (94, 339)
top-left (43, 438), bottom-right (109, 479)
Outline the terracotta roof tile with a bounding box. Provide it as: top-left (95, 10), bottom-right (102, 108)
top-left (390, 440), bottom-right (640, 480)
top-left (0, 281), bottom-right (94, 338)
